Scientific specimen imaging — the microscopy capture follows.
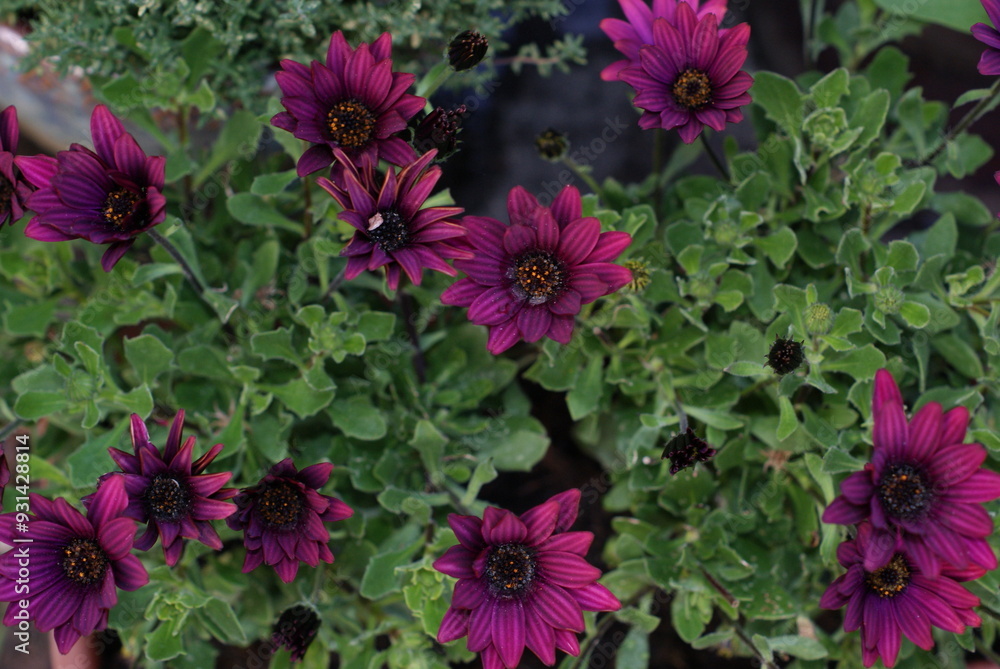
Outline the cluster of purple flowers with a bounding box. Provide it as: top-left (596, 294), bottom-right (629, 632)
top-left (820, 370), bottom-right (1000, 667)
top-left (0, 412), bottom-right (352, 656)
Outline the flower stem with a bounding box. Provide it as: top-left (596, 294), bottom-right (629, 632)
top-left (561, 155), bottom-right (602, 196)
top-left (653, 128), bottom-right (665, 213)
top-left (922, 78), bottom-right (1000, 165)
top-left (398, 289), bottom-right (427, 384)
top-left (567, 585), bottom-right (655, 669)
top-left (700, 133), bottom-right (730, 181)
top-left (302, 175), bottom-right (313, 239)
top-left (0, 418), bottom-right (23, 442)
top-left (147, 228), bottom-right (206, 295)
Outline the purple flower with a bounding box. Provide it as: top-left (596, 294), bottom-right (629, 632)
top-left (0, 475), bottom-right (149, 654)
top-left (600, 0), bottom-right (729, 82)
top-left (618, 4), bottom-right (752, 143)
top-left (18, 105), bottom-right (166, 271)
top-left (317, 149), bottom-right (470, 290)
top-left (88, 412), bottom-right (237, 566)
top-left (433, 490), bottom-right (621, 668)
top-left (226, 458), bottom-right (353, 583)
top-left (823, 369), bottom-right (1000, 576)
top-left (973, 0), bottom-right (1000, 75)
top-left (0, 106), bottom-right (32, 227)
top-left (0, 443), bottom-right (8, 510)
top-left (271, 31), bottom-right (425, 177)
top-left (441, 186), bottom-right (632, 355)
top-left (820, 522), bottom-right (983, 668)
top-left (272, 604), bottom-right (321, 663)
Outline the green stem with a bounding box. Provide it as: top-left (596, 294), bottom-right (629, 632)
top-left (653, 128), bottom-right (665, 214)
top-left (302, 176), bottom-right (313, 239)
top-left (700, 133), bottom-right (730, 181)
top-left (416, 64), bottom-right (454, 101)
top-left (561, 156), bottom-right (601, 196)
top-left (398, 288), bottom-right (427, 384)
top-left (0, 419), bottom-right (23, 442)
top-left (922, 78), bottom-right (1000, 165)
top-left (321, 268), bottom-right (347, 302)
top-left (177, 105), bottom-right (193, 215)
top-left (733, 623), bottom-right (778, 669)
top-left (567, 586), bottom-right (655, 669)
top-left (147, 228), bottom-right (206, 295)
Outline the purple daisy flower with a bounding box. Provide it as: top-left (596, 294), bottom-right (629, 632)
top-left (18, 105), bottom-right (166, 271)
top-left (823, 369), bottom-right (1000, 576)
top-left (0, 106), bottom-right (32, 227)
top-left (820, 522), bottom-right (983, 668)
top-left (225, 458), bottom-right (353, 583)
top-left (0, 442), bottom-right (8, 510)
top-left (317, 149), bottom-right (470, 290)
top-left (441, 186), bottom-right (632, 355)
top-left (272, 604), bottom-right (321, 663)
top-left (618, 3), bottom-right (752, 143)
top-left (433, 489), bottom-right (621, 669)
top-left (973, 0), bottom-right (1000, 75)
top-left (87, 412), bottom-right (237, 566)
top-left (0, 475), bottom-right (149, 654)
top-left (271, 31), bottom-right (425, 177)
top-left (600, 0), bottom-right (729, 82)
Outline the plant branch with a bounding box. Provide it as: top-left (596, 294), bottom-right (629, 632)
top-left (700, 133), bottom-right (730, 181)
top-left (147, 228), bottom-right (206, 295)
top-left (399, 289), bottom-right (427, 384)
top-left (567, 585), bottom-right (655, 669)
top-left (921, 78), bottom-right (1000, 166)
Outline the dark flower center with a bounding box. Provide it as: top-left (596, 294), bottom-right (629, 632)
top-left (258, 481), bottom-right (303, 529)
top-left (366, 209), bottom-right (410, 253)
top-left (765, 336), bottom-right (805, 375)
top-left (143, 474), bottom-right (192, 522)
top-left (485, 543), bottom-right (536, 597)
top-left (672, 69), bottom-right (713, 110)
top-left (326, 99), bottom-right (377, 150)
top-left (878, 463), bottom-right (933, 520)
top-left (102, 188), bottom-right (141, 228)
top-left (865, 553), bottom-right (911, 598)
top-left (512, 251), bottom-right (566, 304)
top-left (0, 174), bottom-right (13, 211)
top-left (61, 537), bottom-right (109, 586)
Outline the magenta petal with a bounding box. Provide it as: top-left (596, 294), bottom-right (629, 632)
top-left (542, 531), bottom-right (593, 556)
top-left (839, 471), bottom-right (875, 505)
top-left (530, 583), bottom-right (585, 632)
top-left (88, 474), bottom-right (128, 527)
top-left (467, 602), bottom-right (492, 652)
top-left (569, 583), bottom-right (621, 612)
top-left (519, 500), bottom-right (559, 545)
top-left (872, 402), bottom-right (907, 454)
top-left (524, 607), bottom-right (557, 664)
top-left (906, 402), bottom-right (942, 461)
top-left (491, 599), bottom-right (526, 667)
top-left (517, 307), bottom-right (552, 343)
top-left (448, 514), bottom-right (486, 550)
top-left (538, 551), bottom-right (602, 588)
top-left (453, 578), bottom-right (489, 609)
top-left (488, 513), bottom-right (528, 545)
top-left (550, 186), bottom-right (582, 225)
top-left (90, 105), bottom-right (126, 163)
top-left (438, 606), bottom-right (470, 643)
top-left (939, 406), bottom-right (970, 446)
top-left (872, 369), bottom-right (904, 416)
top-left (433, 545), bottom-right (477, 579)
top-left (822, 496), bottom-right (868, 525)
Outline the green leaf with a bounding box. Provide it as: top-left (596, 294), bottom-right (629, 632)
top-left (752, 72), bottom-right (803, 134)
top-left (824, 344), bottom-right (886, 380)
top-left (810, 68), bottom-right (849, 107)
top-left (360, 542), bottom-right (421, 600)
top-left (67, 420), bottom-right (129, 487)
top-left (566, 357), bottom-right (604, 420)
top-left (124, 334), bottom-right (175, 385)
top-left (462, 459), bottom-right (498, 506)
top-left (822, 447), bottom-right (866, 474)
top-left (251, 328), bottom-right (303, 366)
top-left (410, 419), bottom-right (446, 481)
top-left (251, 169), bottom-right (298, 196)
top-left (358, 311), bottom-right (396, 342)
top-left (227, 193), bottom-right (303, 233)
top-left (265, 378), bottom-right (335, 418)
top-left (14, 391), bottom-right (67, 420)
top-left (194, 109), bottom-right (262, 186)
top-left (145, 623), bottom-right (184, 662)
top-left (777, 396), bottom-right (797, 441)
top-left (932, 333), bottom-right (984, 379)
top-left (872, 0), bottom-right (987, 32)
top-left (767, 635), bottom-right (827, 660)
top-left (3, 298), bottom-right (59, 337)
top-left (898, 301), bottom-right (930, 328)
top-left (132, 263), bottom-right (184, 285)
top-left (756, 227), bottom-right (797, 268)
top-left (198, 599), bottom-right (246, 644)
top-left (116, 384), bottom-right (154, 417)
top-left (725, 360), bottom-right (768, 377)
top-left (329, 398), bottom-right (387, 441)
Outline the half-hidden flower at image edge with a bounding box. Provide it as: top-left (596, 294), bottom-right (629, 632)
top-left (822, 369), bottom-right (1000, 576)
top-left (18, 104), bottom-right (166, 272)
top-left (441, 186), bottom-right (632, 355)
top-left (226, 458), bottom-right (353, 583)
top-left (0, 106), bottom-right (33, 227)
top-left (0, 443), bottom-right (8, 510)
top-left (0, 475), bottom-right (149, 653)
top-left (820, 522), bottom-right (983, 668)
top-left (617, 2), bottom-right (753, 143)
top-left (84, 411), bottom-right (237, 567)
top-left (433, 489), bottom-right (621, 669)
top-left (271, 30), bottom-right (425, 177)
top-left (972, 0), bottom-right (1000, 75)
top-left (599, 0), bottom-right (728, 82)
top-left (317, 148), bottom-right (470, 291)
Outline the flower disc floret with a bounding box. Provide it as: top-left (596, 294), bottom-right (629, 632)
top-left (486, 544), bottom-right (537, 596)
top-left (142, 474), bottom-right (193, 523)
top-left (877, 463), bottom-right (932, 521)
top-left (62, 537), bottom-right (109, 586)
top-left (258, 481), bottom-right (304, 528)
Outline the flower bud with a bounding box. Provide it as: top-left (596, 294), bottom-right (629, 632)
top-left (805, 302), bottom-right (833, 335)
top-left (535, 127), bottom-right (569, 162)
top-left (413, 105), bottom-right (467, 157)
top-left (448, 31), bottom-right (489, 71)
top-left (765, 336), bottom-right (805, 375)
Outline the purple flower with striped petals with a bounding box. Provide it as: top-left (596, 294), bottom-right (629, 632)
top-left (317, 149), bottom-right (470, 290)
top-left (820, 522), bottom-right (983, 668)
top-left (618, 3), bottom-right (752, 143)
top-left (973, 0), bottom-right (1000, 75)
top-left (433, 489), bottom-right (621, 669)
top-left (599, 0), bottom-right (728, 82)
top-left (0, 442), bottom-right (8, 510)
top-left (226, 458), bottom-right (353, 583)
top-left (86, 411), bottom-right (237, 566)
top-left (271, 31), bottom-right (424, 177)
top-left (0, 475), bottom-right (149, 654)
top-left (18, 105), bottom-right (166, 271)
top-left (823, 369), bottom-right (1000, 576)
top-left (441, 186), bottom-right (632, 355)
top-left (0, 106), bottom-right (32, 226)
